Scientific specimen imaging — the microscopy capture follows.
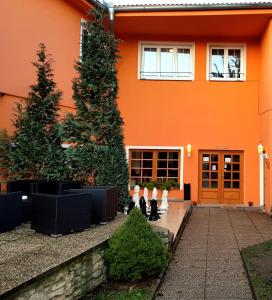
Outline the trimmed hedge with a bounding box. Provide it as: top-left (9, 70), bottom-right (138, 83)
top-left (104, 208), bottom-right (167, 281)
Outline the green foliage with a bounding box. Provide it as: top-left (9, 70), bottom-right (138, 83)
top-left (242, 240), bottom-right (272, 300)
top-left (104, 208), bottom-right (168, 281)
top-left (0, 129), bottom-right (10, 179)
top-left (160, 179), bottom-right (178, 191)
top-left (141, 181), bottom-right (158, 190)
top-left (70, 7), bottom-right (129, 206)
top-left (93, 287), bottom-right (152, 300)
top-left (8, 43), bottom-right (64, 180)
top-left (141, 180), bottom-right (178, 191)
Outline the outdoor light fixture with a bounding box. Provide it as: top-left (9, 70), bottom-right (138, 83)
top-left (186, 144), bottom-right (192, 157)
top-left (257, 143), bottom-right (264, 154)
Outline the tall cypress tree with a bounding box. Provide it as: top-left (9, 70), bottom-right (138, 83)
top-left (0, 129), bottom-right (10, 180)
top-left (9, 43), bottom-right (64, 180)
top-left (72, 8), bottom-right (129, 208)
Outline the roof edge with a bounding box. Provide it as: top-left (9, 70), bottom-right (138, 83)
top-left (114, 3), bottom-right (272, 12)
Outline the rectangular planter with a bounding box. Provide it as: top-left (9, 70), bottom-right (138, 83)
top-left (66, 187), bottom-right (118, 224)
top-left (0, 192), bottom-right (22, 233)
top-left (36, 180), bottom-right (81, 195)
top-left (7, 180), bottom-right (81, 223)
top-left (7, 180), bottom-right (38, 196)
top-left (31, 193), bottom-right (91, 236)
top-left (7, 180), bottom-right (39, 223)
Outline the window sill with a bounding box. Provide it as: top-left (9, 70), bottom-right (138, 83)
top-left (208, 78), bottom-right (246, 82)
top-left (140, 78), bottom-right (194, 81)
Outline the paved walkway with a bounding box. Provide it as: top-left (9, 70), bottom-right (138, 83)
top-left (157, 207), bottom-right (272, 300)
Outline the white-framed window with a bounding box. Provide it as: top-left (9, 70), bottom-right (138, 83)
top-left (207, 44), bottom-right (246, 81)
top-left (139, 42), bottom-right (195, 81)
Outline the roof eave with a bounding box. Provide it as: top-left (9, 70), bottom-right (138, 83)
top-left (114, 3), bottom-right (272, 12)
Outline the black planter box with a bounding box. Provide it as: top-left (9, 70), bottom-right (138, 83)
top-left (31, 193), bottom-right (91, 236)
top-left (7, 180), bottom-right (82, 224)
top-left (36, 180), bottom-right (81, 195)
top-left (66, 186), bottom-right (118, 224)
top-left (0, 192), bottom-right (22, 233)
top-left (7, 180), bottom-right (38, 196)
top-left (21, 198), bottom-right (32, 223)
top-left (7, 180), bottom-right (39, 223)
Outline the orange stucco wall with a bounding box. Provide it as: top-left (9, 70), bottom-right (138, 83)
top-left (260, 19), bottom-right (272, 214)
top-left (117, 33), bottom-right (260, 203)
top-left (0, 1), bottom-right (269, 207)
top-left (0, 0), bottom-right (90, 133)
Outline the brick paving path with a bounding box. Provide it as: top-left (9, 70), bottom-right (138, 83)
top-left (156, 207), bottom-right (272, 300)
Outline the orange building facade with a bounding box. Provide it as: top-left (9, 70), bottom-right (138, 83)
top-left (1, 0), bottom-right (272, 212)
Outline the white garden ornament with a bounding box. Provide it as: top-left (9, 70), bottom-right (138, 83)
top-left (143, 187), bottom-right (149, 207)
top-left (152, 187), bottom-right (157, 200)
top-left (133, 185), bottom-right (140, 208)
top-left (160, 189), bottom-right (169, 210)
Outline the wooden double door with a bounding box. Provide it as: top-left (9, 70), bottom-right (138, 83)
top-left (198, 151), bottom-right (244, 204)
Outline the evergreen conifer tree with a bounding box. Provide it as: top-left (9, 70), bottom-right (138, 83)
top-left (104, 208), bottom-right (168, 281)
top-left (0, 129), bottom-right (10, 180)
top-left (9, 43), bottom-right (64, 180)
top-left (71, 8), bottom-right (129, 207)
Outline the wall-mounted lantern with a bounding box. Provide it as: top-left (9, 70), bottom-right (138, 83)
top-left (257, 143), bottom-right (264, 155)
top-left (186, 144), bottom-right (192, 158)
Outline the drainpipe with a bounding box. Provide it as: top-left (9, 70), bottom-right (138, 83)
top-left (259, 153), bottom-right (265, 209)
top-left (259, 152), bottom-right (269, 210)
top-left (108, 2), bottom-right (115, 34)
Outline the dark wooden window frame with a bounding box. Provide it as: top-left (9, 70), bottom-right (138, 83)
top-left (129, 149), bottom-right (180, 185)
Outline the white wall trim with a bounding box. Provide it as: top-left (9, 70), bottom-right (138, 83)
top-left (126, 145), bottom-right (184, 190)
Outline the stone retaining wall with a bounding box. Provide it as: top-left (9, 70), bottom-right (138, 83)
top-left (8, 244), bottom-right (106, 300)
top-left (5, 225), bottom-right (172, 300)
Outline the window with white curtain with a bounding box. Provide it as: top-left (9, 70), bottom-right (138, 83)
top-left (208, 45), bottom-right (246, 81)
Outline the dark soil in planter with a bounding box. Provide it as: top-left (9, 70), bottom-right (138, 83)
top-left (242, 240), bottom-right (272, 300)
top-left (81, 278), bottom-right (156, 300)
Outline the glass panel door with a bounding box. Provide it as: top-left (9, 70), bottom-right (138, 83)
top-left (201, 153), bottom-right (219, 189)
top-left (223, 154), bottom-right (241, 189)
top-left (199, 151), bottom-right (243, 204)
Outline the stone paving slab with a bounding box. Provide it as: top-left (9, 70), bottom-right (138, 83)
top-left (158, 284), bottom-right (205, 299)
top-left (156, 207), bottom-right (272, 300)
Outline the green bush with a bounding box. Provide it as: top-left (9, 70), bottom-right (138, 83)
top-left (104, 208), bottom-right (168, 281)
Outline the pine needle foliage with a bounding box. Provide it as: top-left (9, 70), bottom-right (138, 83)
top-left (0, 129), bottom-right (10, 179)
top-left (104, 208), bottom-right (168, 281)
top-left (71, 7), bottom-right (129, 207)
top-left (8, 43), bottom-right (64, 180)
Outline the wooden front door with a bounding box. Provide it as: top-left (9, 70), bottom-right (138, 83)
top-left (198, 151), bottom-right (244, 204)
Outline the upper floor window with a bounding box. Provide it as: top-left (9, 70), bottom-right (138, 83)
top-left (139, 43), bottom-right (195, 80)
top-left (208, 45), bottom-right (246, 81)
